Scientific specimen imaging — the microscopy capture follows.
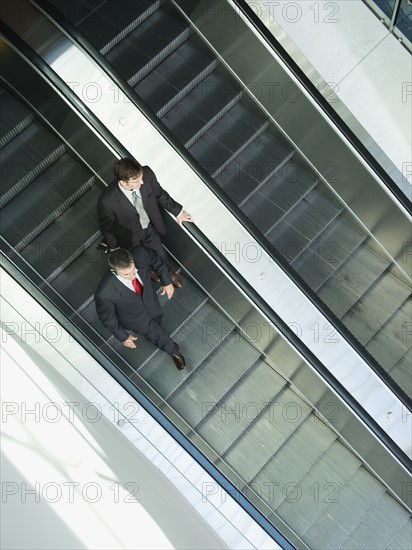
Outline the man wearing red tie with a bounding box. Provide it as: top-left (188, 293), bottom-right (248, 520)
top-left (94, 247), bottom-right (185, 370)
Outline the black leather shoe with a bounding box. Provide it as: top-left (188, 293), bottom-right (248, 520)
top-left (171, 271), bottom-right (183, 289)
top-left (172, 346), bottom-right (185, 370)
top-left (149, 268), bottom-right (161, 284)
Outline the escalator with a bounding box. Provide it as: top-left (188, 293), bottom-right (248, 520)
top-left (1, 12), bottom-right (411, 550)
top-left (39, 0), bottom-right (412, 401)
top-left (1, 79), bottom-right (411, 549)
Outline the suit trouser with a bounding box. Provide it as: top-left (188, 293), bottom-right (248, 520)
top-left (133, 314), bottom-right (176, 356)
top-left (140, 223), bottom-right (171, 268)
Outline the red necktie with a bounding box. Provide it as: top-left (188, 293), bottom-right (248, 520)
top-left (132, 277), bottom-right (143, 296)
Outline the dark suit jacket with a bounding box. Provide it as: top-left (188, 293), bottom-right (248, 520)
top-left (94, 246), bottom-right (173, 342)
top-left (97, 165), bottom-right (182, 249)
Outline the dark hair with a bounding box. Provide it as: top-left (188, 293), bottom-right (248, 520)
top-left (113, 157), bottom-right (143, 181)
top-left (108, 249), bottom-right (134, 272)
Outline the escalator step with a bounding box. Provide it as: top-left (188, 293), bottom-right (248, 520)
top-left (215, 131), bottom-right (295, 206)
top-left (317, 245), bottom-right (390, 318)
top-left (275, 440), bottom-right (361, 536)
top-left (386, 517), bottom-right (412, 550)
top-left (365, 297), bottom-right (411, 371)
top-left (167, 332), bottom-right (261, 427)
top-left (292, 216), bottom-right (366, 291)
top-left (189, 99), bottom-right (268, 177)
top-left (135, 34), bottom-right (217, 117)
top-left (303, 467), bottom-right (386, 550)
top-left (1, 154), bottom-right (93, 246)
top-left (0, 121), bottom-right (63, 197)
top-left (196, 360), bottom-right (286, 455)
top-left (49, 241), bottom-right (109, 310)
top-left (133, 301), bottom-right (233, 398)
top-left (1, 144), bottom-right (67, 209)
top-left (105, 6), bottom-right (190, 86)
top-left (48, 0), bottom-right (105, 26)
top-left (161, 66), bottom-right (242, 146)
top-left (348, 491), bottom-right (411, 550)
top-left (224, 386), bottom-right (313, 483)
top-left (76, 0), bottom-right (157, 54)
top-left (0, 89), bottom-right (33, 146)
top-left (342, 271), bottom-right (411, 345)
top-left (240, 159), bottom-right (314, 236)
top-left (253, 416), bottom-right (337, 511)
top-left (19, 185), bottom-right (102, 278)
top-left (266, 187), bottom-right (342, 262)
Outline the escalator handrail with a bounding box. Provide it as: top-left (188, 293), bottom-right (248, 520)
top-left (29, 0), bottom-right (412, 411)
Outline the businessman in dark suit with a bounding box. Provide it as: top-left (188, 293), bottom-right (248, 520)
top-left (94, 247), bottom-right (185, 370)
top-left (97, 157), bottom-right (193, 288)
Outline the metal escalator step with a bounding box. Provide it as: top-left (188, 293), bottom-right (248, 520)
top-left (1, 154), bottom-right (94, 246)
top-left (161, 67), bottom-right (242, 146)
top-left (160, 277), bottom-right (211, 334)
top-left (135, 34), bottom-right (217, 117)
top-left (196, 360), bottom-right (286, 455)
top-left (105, 7), bottom-right (191, 86)
top-left (366, 298), bottom-right (412, 372)
top-left (50, 242), bottom-right (109, 310)
top-left (303, 467), bottom-right (386, 550)
top-left (0, 113), bottom-right (35, 150)
top-left (19, 185), bottom-right (102, 278)
top-left (0, 122), bottom-right (63, 196)
top-left (317, 245), bottom-right (390, 318)
top-left (134, 301), bottom-right (234, 398)
top-left (0, 89), bottom-right (33, 146)
top-left (389, 347), bottom-right (412, 398)
top-left (189, 100), bottom-right (268, 177)
top-left (76, 0), bottom-right (158, 54)
top-left (386, 517), bottom-right (412, 550)
top-left (240, 160), bottom-right (314, 236)
top-left (266, 188), bottom-right (342, 262)
top-left (1, 144), bottom-right (67, 209)
top-left (275, 440), bottom-right (361, 536)
top-left (17, 177), bottom-right (96, 253)
top-left (224, 387), bottom-right (312, 483)
top-left (292, 216), bottom-right (366, 291)
top-left (47, 0), bottom-right (105, 26)
top-left (167, 332), bottom-right (261, 427)
top-left (342, 271), bottom-right (411, 345)
top-left (214, 131), bottom-right (295, 206)
top-left (347, 492), bottom-right (412, 550)
top-left (253, 415), bottom-right (337, 510)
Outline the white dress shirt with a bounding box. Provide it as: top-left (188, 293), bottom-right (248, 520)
top-left (114, 269), bottom-right (144, 291)
top-left (118, 182), bottom-right (183, 216)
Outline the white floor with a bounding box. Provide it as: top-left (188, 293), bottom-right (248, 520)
top-left (247, 0), bottom-right (412, 196)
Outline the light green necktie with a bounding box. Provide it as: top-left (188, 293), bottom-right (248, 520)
top-left (132, 190), bottom-right (150, 229)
